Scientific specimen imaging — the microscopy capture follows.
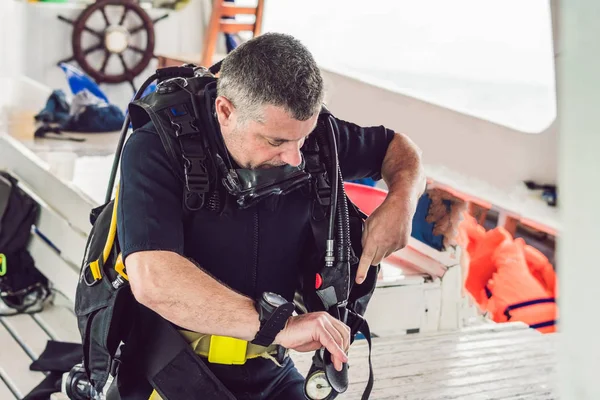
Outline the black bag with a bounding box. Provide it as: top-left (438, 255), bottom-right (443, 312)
top-left (0, 171), bottom-right (50, 315)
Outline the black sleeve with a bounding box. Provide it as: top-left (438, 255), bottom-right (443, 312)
top-left (334, 117), bottom-right (395, 181)
top-left (117, 126), bottom-right (185, 260)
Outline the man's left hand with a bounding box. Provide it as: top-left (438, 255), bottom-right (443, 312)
top-left (355, 195), bottom-right (413, 284)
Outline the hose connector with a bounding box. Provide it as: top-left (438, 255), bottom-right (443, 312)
top-left (325, 239), bottom-right (335, 267)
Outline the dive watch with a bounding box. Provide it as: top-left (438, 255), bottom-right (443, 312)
top-left (251, 292), bottom-right (295, 347)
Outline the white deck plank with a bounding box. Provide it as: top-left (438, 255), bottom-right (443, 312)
top-left (462, 384), bottom-right (556, 400)
top-left (0, 377), bottom-right (18, 400)
top-left (0, 314), bottom-right (52, 360)
top-left (499, 391), bottom-right (556, 400)
top-left (33, 304), bottom-right (81, 344)
top-left (0, 322), bottom-right (46, 398)
top-left (346, 353), bottom-right (555, 396)
top-left (379, 371), bottom-right (555, 400)
top-left (344, 338), bottom-right (555, 385)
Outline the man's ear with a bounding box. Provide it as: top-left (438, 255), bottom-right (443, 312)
top-left (215, 96), bottom-right (234, 127)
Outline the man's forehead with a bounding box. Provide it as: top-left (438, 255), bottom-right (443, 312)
top-left (256, 105), bottom-right (319, 139)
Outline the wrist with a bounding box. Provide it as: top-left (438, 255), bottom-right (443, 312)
top-left (240, 298), bottom-right (262, 342)
top-left (387, 180), bottom-right (424, 212)
top-left (251, 292), bottom-right (295, 347)
top-left (251, 307), bottom-right (261, 342)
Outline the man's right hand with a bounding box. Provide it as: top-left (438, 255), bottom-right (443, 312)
top-left (274, 312), bottom-right (350, 371)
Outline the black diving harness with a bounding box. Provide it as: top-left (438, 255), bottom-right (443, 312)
top-left (101, 63), bottom-right (375, 400)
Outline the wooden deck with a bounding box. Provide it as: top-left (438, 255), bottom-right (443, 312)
top-left (291, 322), bottom-right (558, 400)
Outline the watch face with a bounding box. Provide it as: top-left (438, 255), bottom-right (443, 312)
top-left (263, 292), bottom-right (287, 308)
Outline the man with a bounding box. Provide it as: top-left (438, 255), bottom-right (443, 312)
top-left (115, 32), bottom-right (425, 399)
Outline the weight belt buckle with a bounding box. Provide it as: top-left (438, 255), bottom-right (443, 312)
top-left (208, 335), bottom-right (248, 365)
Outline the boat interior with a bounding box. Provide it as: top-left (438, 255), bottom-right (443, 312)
top-left (1, 0), bottom-right (595, 399)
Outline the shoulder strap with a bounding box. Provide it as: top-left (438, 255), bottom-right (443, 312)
top-left (166, 103), bottom-right (211, 211)
top-left (129, 75), bottom-right (219, 211)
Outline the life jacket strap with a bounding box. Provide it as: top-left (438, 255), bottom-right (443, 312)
top-left (503, 297), bottom-right (556, 320)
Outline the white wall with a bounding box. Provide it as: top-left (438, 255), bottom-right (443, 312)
top-left (0, 1), bottom-right (25, 79)
top-left (556, 0), bottom-right (600, 398)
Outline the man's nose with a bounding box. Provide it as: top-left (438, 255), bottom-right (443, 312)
top-left (280, 144), bottom-right (303, 167)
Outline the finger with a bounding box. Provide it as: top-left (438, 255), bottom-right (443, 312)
top-left (370, 247), bottom-right (388, 267)
top-left (317, 325), bottom-right (348, 366)
top-left (361, 222), bottom-right (369, 248)
top-left (329, 317), bottom-right (351, 352)
top-left (356, 244), bottom-right (377, 284)
top-left (323, 318), bottom-right (346, 356)
top-left (332, 355), bottom-right (343, 372)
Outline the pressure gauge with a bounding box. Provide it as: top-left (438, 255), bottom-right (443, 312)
top-left (304, 370), bottom-right (334, 400)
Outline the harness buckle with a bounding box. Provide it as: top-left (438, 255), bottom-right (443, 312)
top-left (314, 173), bottom-right (331, 206)
top-left (208, 335), bottom-right (248, 365)
top-left (183, 155), bottom-right (210, 194)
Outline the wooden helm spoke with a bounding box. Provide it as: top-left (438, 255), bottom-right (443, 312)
top-left (59, 0), bottom-right (163, 92)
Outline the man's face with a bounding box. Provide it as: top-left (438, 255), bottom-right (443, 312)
top-left (215, 96), bottom-right (319, 170)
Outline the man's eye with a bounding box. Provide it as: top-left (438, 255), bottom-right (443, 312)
top-left (268, 140), bottom-right (283, 147)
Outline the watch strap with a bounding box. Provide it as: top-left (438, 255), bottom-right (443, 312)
top-left (251, 302), bottom-right (295, 347)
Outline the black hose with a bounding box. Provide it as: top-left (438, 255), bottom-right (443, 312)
top-left (335, 165), bottom-right (351, 263)
top-left (105, 73), bottom-right (158, 203)
top-left (327, 117), bottom-right (350, 264)
top-left (325, 117), bottom-right (339, 243)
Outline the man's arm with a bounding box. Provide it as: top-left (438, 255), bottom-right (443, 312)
top-left (127, 251), bottom-right (260, 340)
top-left (355, 131), bottom-right (426, 283)
top-left (118, 130), bottom-right (260, 340)
top-left (128, 251), bottom-right (349, 370)
top-left (381, 132), bottom-right (427, 212)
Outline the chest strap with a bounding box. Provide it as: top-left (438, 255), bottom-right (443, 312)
top-left (165, 104), bottom-right (211, 211)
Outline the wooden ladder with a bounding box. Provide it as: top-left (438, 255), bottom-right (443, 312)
top-left (157, 0), bottom-right (265, 68)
